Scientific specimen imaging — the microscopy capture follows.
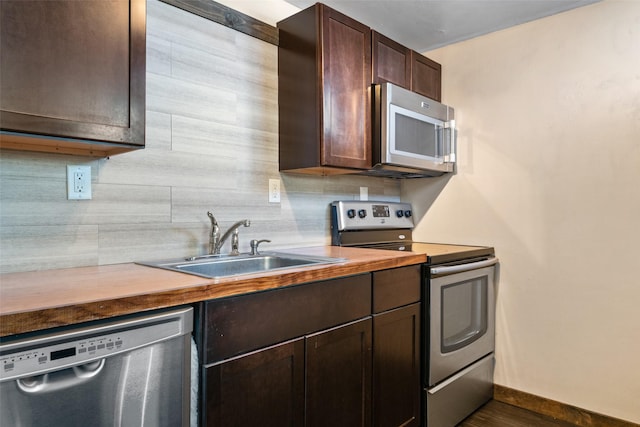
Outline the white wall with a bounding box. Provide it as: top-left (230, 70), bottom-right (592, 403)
top-left (214, 0), bottom-right (299, 25)
top-left (403, 0), bottom-right (640, 422)
top-left (0, 0), bottom-right (399, 274)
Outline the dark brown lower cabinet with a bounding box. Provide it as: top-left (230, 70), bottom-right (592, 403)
top-left (204, 319), bottom-right (373, 427)
top-left (204, 339), bottom-right (305, 427)
top-left (199, 266), bottom-right (422, 427)
top-left (373, 303), bottom-right (421, 427)
top-left (306, 318), bottom-right (372, 427)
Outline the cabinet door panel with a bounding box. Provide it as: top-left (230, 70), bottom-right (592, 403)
top-left (321, 6), bottom-right (372, 169)
top-left (373, 303), bottom-right (421, 427)
top-left (0, 0), bottom-right (145, 152)
top-left (204, 339), bottom-right (305, 427)
top-left (306, 318), bottom-right (372, 427)
top-left (372, 31), bottom-right (411, 89)
top-left (411, 52), bottom-right (442, 102)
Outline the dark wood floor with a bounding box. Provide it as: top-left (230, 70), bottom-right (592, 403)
top-left (458, 400), bottom-right (577, 427)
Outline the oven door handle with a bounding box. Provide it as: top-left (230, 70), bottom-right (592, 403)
top-left (430, 256), bottom-right (498, 275)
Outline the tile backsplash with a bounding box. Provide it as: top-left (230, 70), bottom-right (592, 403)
top-left (0, 0), bottom-right (400, 274)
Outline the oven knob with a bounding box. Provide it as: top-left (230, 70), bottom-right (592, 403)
top-left (404, 210), bottom-right (412, 218)
top-left (358, 209), bottom-right (367, 218)
top-left (347, 209), bottom-right (356, 219)
top-left (396, 210), bottom-right (404, 218)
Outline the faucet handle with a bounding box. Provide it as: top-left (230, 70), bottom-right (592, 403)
top-left (250, 239), bottom-right (271, 256)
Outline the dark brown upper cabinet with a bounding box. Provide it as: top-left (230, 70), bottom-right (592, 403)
top-left (372, 31), bottom-right (442, 102)
top-left (0, 0), bottom-right (146, 157)
top-left (278, 5), bottom-right (442, 175)
top-left (278, 3), bottom-right (373, 175)
top-left (411, 53), bottom-right (442, 102)
top-left (372, 31), bottom-right (412, 90)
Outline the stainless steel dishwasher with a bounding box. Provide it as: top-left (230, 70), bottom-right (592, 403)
top-left (0, 306), bottom-right (193, 426)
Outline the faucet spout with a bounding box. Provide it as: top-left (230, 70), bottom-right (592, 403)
top-left (215, 219), bottom-right (251, 255)
top-left (207, 211), bottom-right (220, 255)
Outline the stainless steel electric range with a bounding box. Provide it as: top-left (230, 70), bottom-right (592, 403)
top-left (331, 200), bottom-right (499, 427)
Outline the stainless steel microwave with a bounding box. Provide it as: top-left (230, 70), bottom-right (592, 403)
top-left (368, 82), bottom-right (456, 178)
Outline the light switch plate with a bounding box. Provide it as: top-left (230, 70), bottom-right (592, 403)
top-left (67, 165), bottom-right (92, 200)
top-left (360, 186), bottom-right (368, 201)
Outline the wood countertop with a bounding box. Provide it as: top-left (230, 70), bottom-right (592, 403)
top-left (0, 246), bottom-right (426, 337)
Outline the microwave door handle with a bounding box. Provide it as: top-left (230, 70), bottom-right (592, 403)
top-left (445, 119), bottom-right (456, 163)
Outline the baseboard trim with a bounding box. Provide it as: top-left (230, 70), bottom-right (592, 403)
top-left (493, 385), bottom-right (637, 427)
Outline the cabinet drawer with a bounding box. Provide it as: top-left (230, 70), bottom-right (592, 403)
top-left (203, 273), bottom-right (371, 363)
top-left (372, 265), bottom-right (421, 313)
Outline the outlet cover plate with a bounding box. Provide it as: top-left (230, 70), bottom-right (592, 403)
top-left (67, 165), bottom-right (92, 200)
top-left (269, 179), bottom-right (280, 203)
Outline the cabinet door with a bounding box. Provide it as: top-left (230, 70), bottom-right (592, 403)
top-left (320, 6), bottom-right (372, 170)
top-left (372, 31), bottom-right (411, 89)
top-left (0, 0), bottom-right (145, 155)
top-left (306, 318), bottom-right (372, 427)
top-left (204, 339), bottom-right (305, 427)
top-left (411, 52), bottom-right (442, 102)
top-left (373, 303), bottom-right (421, 427)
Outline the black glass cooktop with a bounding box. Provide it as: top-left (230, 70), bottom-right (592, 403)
top-left (348, 242), bottom-right (494, 264)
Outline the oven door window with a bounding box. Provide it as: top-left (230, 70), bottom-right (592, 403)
top-left (440, 277), bottom-right (488, 353)
top-left (389, 104), bottom-right (444, 162)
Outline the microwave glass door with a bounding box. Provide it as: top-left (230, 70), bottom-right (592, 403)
top-left (440, 277), bottom-right (488, 353)
top-left (389, 104), bottom-right (445, 162)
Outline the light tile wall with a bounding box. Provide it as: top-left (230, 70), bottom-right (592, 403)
top-left (0, 0), bottom-right (400, 274)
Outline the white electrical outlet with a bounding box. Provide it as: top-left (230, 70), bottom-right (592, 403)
top-left (269, 179), bottom-right (281, 203)
top-left (67, 165), bottom-right (92, 200)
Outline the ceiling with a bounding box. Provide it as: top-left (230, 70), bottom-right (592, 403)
top-left (283, 0), bottom-right (600, 52)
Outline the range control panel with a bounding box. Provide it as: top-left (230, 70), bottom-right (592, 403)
top-left (331, 201), bottom-right (414, 231)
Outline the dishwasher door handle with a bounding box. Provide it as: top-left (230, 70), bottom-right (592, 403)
top-left (16, 359), bottom-right (105, 394)
top-left (430, 257), bottom-right (499, 275)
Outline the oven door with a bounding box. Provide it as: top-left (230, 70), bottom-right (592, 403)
top-left (428, 258), bottom-right (497, 386)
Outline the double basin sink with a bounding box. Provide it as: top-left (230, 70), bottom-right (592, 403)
top-left (139, 252), bottom-right (345, 279)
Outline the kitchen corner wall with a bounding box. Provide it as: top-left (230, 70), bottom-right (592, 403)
top-left (0, 0), bottom-right (400, 274)
top-left (403, 0), bottom-right (640, 423)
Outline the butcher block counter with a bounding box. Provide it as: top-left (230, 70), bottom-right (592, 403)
top-left (0, 246), bottom-right (426, 337)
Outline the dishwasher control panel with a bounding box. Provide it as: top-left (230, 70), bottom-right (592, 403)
top-left (0, 309), bottom-right (189, 382)
top-left (1, 331), bottom-right (126, 381)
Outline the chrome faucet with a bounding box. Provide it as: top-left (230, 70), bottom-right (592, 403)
top-left (207, 211), bottom-right (220, 255)
top-left (207, 211), bottom-right (250, 255)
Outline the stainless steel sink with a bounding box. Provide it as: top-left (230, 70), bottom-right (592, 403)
top-left (138, 252), bottom-right (345, 279)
